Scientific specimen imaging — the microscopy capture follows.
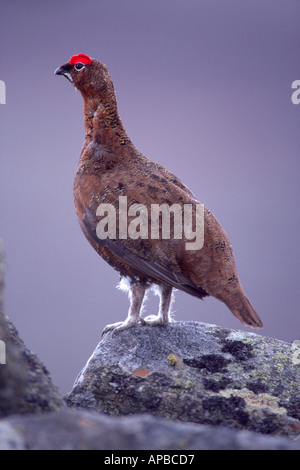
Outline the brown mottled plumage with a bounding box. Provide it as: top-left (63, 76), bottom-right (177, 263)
top-left (55, 54), bottom-right (263, 334)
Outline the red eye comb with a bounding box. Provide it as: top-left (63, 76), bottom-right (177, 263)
top-left (69, 53), bottom-right (92, 65)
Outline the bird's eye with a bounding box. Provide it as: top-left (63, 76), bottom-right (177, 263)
top-left (74, 63), bottom-right (85, 71)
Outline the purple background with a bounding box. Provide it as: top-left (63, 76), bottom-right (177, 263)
top-left (0, 0), bottom-right (299, 393)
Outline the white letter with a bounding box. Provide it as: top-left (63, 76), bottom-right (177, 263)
top-left (291, 80), bottom-right (300, 105)
top-left (0, 340), bottom-right (5, 364)
top-left (184, 203), bottom-right (204, 251)
top-left (0, 80), bottom-right (5, 104)
top-left (118, 196), bottom-right (128, 239)
top-left (292, 340), bottom-right (300, 365)
top-left (150, 203), bottom-right (182, 240)
top-left (96, 203), bottom-right (116, 239)
top-left (128, 203), bottom-right (148, 239)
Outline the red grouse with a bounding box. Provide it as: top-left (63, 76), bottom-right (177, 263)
top-left (55, 53), bottom-right (263, 334)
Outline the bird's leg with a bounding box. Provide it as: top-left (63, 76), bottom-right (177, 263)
top-left (143, 285), bottom-right (173, 326)
top-left (102, 282), bottom-right (146, 335)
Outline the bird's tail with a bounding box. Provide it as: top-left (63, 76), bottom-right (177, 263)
top-left (223, 291), bottom-right (263, 328)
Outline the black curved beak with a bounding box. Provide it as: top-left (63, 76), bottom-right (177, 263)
top-left (54, 63), bottom-right (73, 83)
top-left (54, 66), bottom-right (64, 76)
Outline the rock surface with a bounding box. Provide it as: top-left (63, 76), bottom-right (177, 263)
top-left (0, 314), bottom-right (65, 417)
top-left (0, 243), bottom-right (65, 417)
top-left (0, 408), bottom-right (299, 450)
top-left (66, 321), bottom-right (300, 439)
top-left (1, 241), bottom-right (299, 450)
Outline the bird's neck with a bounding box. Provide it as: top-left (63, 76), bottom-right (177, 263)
top-left (82, 94), bottom-right (131, 151)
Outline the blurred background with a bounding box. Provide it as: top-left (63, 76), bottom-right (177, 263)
top-left (0, 0), bottom-right (299, 394)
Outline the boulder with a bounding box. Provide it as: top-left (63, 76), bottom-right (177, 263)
top-left (66, 321), bottom-right (300, 439)
top-left (1, 239), bottom-right (299, 450)
top-left (0, 242), bottom-right (65, 417)
top-left (0, 408), bottom-right (299, 450)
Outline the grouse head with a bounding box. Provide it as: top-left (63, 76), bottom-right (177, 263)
top-left (55, 53), bottom-right (113, 99)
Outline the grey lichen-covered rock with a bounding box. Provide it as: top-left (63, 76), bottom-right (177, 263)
top-left (0, 237), bottom-right (299, 449)
top-left (0, 316), bottom-right (65, 416)
top-left (65, 321), bottom-right (300, 439)
top-left (0, 241), bottom-right (65, 416)
top-left (0, 408), bottom-right (299, 450)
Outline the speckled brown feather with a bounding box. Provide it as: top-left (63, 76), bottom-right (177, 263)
top-left (55, 56), bottom-right (263, 330)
